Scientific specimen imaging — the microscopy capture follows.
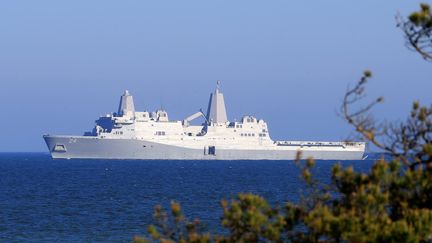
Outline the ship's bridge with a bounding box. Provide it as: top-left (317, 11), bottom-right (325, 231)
top-left (229, 115), bottom-right (270, 139)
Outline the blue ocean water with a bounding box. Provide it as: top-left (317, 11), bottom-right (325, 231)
top-left (0, 153), bottom-right (376, 242)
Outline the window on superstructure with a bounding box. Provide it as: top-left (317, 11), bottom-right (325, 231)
top-left (155, 131), bottom-right (166, 136)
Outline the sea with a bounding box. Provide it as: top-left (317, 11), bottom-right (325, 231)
top-left (0, 153), bottom-right (378, 242)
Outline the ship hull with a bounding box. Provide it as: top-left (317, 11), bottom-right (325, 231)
top-left (44, 135), bottom-right (365, 160)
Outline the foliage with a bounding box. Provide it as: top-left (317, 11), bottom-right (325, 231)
top-left (398, 3), bottom-right (432, 61)
top-left (136, 154), bottom-right (432, 242)
top-left (342, 71), bottom-right (432, 170)
top-left (135, 4), bottom-right (432, 243)
top-left (134, 201), bottom-right (211, 243)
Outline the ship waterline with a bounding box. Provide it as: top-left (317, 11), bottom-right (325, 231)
top-left (43, 83), bottom-right (365, 160)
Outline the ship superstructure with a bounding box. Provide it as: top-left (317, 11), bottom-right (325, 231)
top-left (44, 83), bottom-right (365, 160)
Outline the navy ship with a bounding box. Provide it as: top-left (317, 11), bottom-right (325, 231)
top-left (44, 82), bottom-right (365, 160)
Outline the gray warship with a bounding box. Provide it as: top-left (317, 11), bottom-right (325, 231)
top-left (44, 83), bottom-right (365, 160)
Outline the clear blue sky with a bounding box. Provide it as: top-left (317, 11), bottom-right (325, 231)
top-left (0, 1), bottom-right (431, 152)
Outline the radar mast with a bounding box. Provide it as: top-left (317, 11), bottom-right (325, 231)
top-left (206, 80), bottom-right (228, 124)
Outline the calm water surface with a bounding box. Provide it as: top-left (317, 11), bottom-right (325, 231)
top-left (0, 153), bottom-right (376, 242)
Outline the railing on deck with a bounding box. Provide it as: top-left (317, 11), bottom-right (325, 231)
top-left (275, 141), bottom-right (363, 148)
